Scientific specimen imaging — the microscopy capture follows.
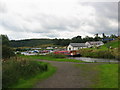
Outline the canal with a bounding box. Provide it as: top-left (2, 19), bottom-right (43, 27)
top-left (68, 57), bottom-right (118, 63)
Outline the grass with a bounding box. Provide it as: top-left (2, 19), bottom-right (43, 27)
top-left (94, 64), bottom-right (118, 88)
top-left (2, 57), bottom-right (56, 88)
top-left (11, 63), bottom-right (56, 88)
top-left (75, 64), bottom-right (118, 88)
top-left (20, 55), bottom-right (85, 63)
top-left (100, 40), bottom-right (119, 49)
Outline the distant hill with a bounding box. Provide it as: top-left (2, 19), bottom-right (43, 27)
top-left (10, 37), bottom-right (119, 48)
top-left (10, 39), bottom-right (53, 47)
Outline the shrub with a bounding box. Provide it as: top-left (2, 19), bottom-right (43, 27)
top-left (2, 45), bottom-right (15, 59)
top-left (96, 50), bottom-right (115, 59)
top-left (2, 57), bottom-right (48, 88)
top-left (110, 48), bottom-right (120, 59)
top-left (1, 35), bottom-right (15, 59)
top-left (79, 49), bottom-right (115, 59)
top-left (47, 53), bottom-right (66, 58)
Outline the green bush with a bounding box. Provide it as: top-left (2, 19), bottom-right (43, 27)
top-left (110, 48), bottom-right (120, 59)
top-left (79, 49), bottom-right (115, 59)
top-left (47, 53), bottom-right (66, 58)
top-left (2, 57), bottom-right (48, 88)
top-left (1, 35), bottom-right (15, 59)
top-left (96, 50), bottom-right (115, 59)
top-left (2, 45), bottom-right (15, 59)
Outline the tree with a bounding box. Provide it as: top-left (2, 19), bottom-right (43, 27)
top-left (83, 36), bottom-right (94, 42)
top-left (102, 33), bottom-right (106, 39)
top-left (94, 33), bottom-right (98, 38)
top-left (94, 33), bottom-right (101, 41)
top-left (71, 36), bottom-right (83, 43)
top-left (1, 35), bottom-right (15, 59)
top-left (110, 34), bottom-right (117, 38)
top-left (60, 39), bottom-right (71, 46)
top-left (1, 35), bottom-right (10, 46)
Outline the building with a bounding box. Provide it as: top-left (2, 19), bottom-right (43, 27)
top-left (85, 41), bottom-right (104, 48)
top-left (31, 48), bottom-right (41, 50)
top-left (67, 41), bottom-right (104, 51)
top-left (67, 43), bottom-right (87, 51)
top-left (46, 47), bottom-right (53, 49)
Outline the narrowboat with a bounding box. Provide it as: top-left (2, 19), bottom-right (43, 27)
top-left (53, 50), bottom-right (81, 57)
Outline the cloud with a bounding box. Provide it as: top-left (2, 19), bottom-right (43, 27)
top-left (0, 0), bottom-right (118, 40)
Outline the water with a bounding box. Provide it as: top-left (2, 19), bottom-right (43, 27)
top-left (68, 57), bottom-right (118, 63)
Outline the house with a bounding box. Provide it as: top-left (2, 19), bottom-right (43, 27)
top-left (31, 48), bottom-right (41, 50)
top-left (67, 43), bottom-right (87, 51)
top-left (46, 47), bottom-right (53, 49)
top-left (85, 41), bottom-right (104, 48)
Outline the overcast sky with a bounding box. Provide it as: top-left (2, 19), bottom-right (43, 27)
top-left (0, 0), bottom-right (118, 40)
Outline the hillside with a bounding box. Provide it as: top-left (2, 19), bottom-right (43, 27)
top-left (10, 39), bottom-right (53, 47)
top-left (78, 39), bottom-right (120, 59)
top-left (100, 39), bottom-right (120, 49)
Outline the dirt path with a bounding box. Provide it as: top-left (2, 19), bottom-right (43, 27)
top-left (34, 60), bottom-right (99, 88)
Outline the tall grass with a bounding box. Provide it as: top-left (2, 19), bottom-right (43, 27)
top-left (79, 49), bottom-right (115, 59)
top-left (2, 57), bottom-right (48, 88)
top-left (46, 53), bottom-right (67, 58)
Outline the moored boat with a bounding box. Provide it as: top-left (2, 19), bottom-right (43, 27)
top-left (53, 50), bottom-right (81, 57)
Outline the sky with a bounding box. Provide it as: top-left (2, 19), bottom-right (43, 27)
top-left (0, 0), bottom-right (119, 40)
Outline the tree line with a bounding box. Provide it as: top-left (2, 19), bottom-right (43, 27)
top-left (53, 33), bottom-right (118, 46)
top-left (2, 33), bottom-right (118, 48)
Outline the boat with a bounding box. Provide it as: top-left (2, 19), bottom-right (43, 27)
top-left (53, 50), bottom-right (81, 57)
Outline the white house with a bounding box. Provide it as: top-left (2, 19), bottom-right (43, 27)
top-left (31, 48), bottom-right (41, 49)
top-left (46, 47), bottom-right (53, 49)
top-left (67, 43), bottom-right (87, 51)
top-left (85, 41), bottom-right (104, 48)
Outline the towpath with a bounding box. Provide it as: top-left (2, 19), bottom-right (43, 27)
top-left (34, 60), bottom-right (99, 88)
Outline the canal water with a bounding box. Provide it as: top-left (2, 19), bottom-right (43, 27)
top-left (68, 57), bottom-right (119, 63)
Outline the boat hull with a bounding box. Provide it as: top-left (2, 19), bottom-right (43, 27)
top-left (68, 54), bottom-right (81, 57)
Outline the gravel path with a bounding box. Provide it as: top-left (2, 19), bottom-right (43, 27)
top-left (34, 60), bottom-right (99, 88)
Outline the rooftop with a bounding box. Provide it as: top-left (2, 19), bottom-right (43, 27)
top-left (69, 43), bottom-right (86, 47)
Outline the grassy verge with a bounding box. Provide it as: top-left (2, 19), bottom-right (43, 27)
top-left (20, 55), bottom-right (85, 63)
top-left (11, 63), bottom-right (56, 88)
top-left (93, 64), bottom-right (118, 88)
top-left (2, 57), bottom-right (56, 88)
top-left (75, 64), bottom-right (118, 88)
